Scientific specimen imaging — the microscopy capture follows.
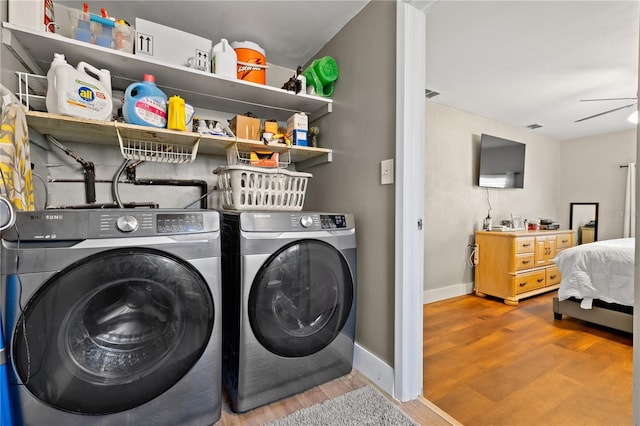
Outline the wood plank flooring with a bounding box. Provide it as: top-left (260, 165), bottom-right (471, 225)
top-left (423, 291), bottom-right (633, 426)
top-left (218, 369), bottom-right (456, 425)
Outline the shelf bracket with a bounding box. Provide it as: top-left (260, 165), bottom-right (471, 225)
top-left (309, 102), bottom-right (332, 123)
top-left (296, 151), bottom-right (332, 170)
top-left (2, 28), bottom-right (44, 75)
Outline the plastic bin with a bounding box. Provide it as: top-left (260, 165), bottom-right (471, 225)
top-left (214, 165), bottom-right (311, 211)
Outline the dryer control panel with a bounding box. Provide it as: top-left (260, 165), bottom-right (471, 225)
top-left (320, 214), bottom-right (347, 229)
top-left (239, 212), bottom-right (354, 232)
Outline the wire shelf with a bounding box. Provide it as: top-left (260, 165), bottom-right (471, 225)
top-left (16, 71), bottom-right (48, 111)
top-left (226, 143), bottom-right (291, 168)
top-left (116, 126), bottom-right (200, 163)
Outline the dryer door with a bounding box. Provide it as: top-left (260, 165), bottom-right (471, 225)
top-left (249, 239), bottom-right (354, 357)
top-left (12, 248), bottom-right (214, 414)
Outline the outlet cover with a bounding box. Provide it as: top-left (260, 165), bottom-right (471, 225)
top-left (381, 159), bottom-right (394, 185)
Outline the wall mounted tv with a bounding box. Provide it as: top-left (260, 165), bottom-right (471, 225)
top-left (478, 134), bottom-right (526, 189)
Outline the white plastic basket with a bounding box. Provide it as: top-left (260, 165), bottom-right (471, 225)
top-left (214, 165), bottom-right (312, 211)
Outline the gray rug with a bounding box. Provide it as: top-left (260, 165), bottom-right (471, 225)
top-left (265, 385), bottom-right (419, 426)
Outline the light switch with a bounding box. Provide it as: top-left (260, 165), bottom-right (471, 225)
top-left (381, 159), bottom-right (394, 185)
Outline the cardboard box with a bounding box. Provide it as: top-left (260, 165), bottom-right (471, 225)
top-left (9, 0), bottom-right (53, 32)
top-left (230, 115), bottom-right (261, 140)
top-left (134, 18), bottom-right (212, 72)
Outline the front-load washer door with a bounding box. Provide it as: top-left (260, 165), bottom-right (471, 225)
top-left (248, 239), bottom-right (354, 357)
top-left (12, 247), bottom-right (214, 415)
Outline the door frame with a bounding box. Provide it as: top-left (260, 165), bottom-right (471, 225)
top-left (394, 1), bottom-right (425, 402)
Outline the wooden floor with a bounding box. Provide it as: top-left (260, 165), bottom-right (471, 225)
top-left (423, 291), bottom-right (633, 426)
top-left (218, 369), bottom-right (456, 425)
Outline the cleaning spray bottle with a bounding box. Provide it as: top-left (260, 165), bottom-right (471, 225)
top-left (46, 53), bottom-right (113, 120)
top-left (123, 74), bottom-right (168, 128)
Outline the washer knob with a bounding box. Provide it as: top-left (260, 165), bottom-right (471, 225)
top-left (300, 215), bottom-right (313, 228)
top-left (116, 215), bottom-right (139, 232)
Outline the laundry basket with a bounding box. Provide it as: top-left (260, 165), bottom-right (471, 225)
top-left (214, 165), bottom-right (311, 211)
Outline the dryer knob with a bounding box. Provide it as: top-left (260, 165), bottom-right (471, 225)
top-left (300, 215), bottom-right (313, 228)
top-left (116, 215), bottom-right (139, 232)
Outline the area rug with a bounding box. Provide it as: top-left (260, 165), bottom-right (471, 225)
top-left (265, 385), bottom-right (419, 426)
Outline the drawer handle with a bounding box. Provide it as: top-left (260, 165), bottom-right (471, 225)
top-left (522, 243), bottom-right (531, 247)
top-left (562, 239), bottom-right (569, 243)
top-left (519, 282), bottom-right (527, 287)
top-left (537, 278), bottom-right (544, 283)
top-left (522, 260), bottom-right (530, 264)
top-left (550, 274), bottom-right (557, 279)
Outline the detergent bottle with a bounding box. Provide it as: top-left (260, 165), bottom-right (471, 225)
top-left (123, 74), bottom-right (168, 128)
top-left (46, 53), bottom-right (113, 120)
top-left (211, 38), bottom-right (237, 79)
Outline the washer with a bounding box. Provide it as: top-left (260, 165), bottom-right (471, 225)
top-left (221, 211), bottom-right (357, 412)
top-left (0, 209), bottom-right (222, 426)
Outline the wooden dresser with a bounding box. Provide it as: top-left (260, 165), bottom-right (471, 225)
top-left (474, 229), bottom-right (574, 305)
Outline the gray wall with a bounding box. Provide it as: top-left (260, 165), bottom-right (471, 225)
top-left (303, 1), bottom-right (396, 365)
top-left (424, 101), bottom-right (562, 298)
top-left (424, 101), bottom-right (636, 300)
top-left (558, 129), bottom-right (636, 241)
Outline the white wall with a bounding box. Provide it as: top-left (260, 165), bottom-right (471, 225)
top-left (558, 129), bottom-right (636, 241)
top-left (424, 101), bottom-right (562, 301)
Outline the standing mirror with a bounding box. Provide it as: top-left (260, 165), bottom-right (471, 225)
top-left (569, 202), bottom-right (599, 244)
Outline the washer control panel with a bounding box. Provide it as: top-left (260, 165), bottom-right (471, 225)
top-left (156, 213), bottom-right (204, 233)
top-left (3, 209), bottom-right (219, 241)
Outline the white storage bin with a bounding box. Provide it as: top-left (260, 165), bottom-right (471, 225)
top-left (214, 165), bottom-right (311, 211)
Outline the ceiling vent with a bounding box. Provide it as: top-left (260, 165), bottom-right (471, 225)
top-left (425, 89), bottom-right (440, 99)
top-left (526, 123), bottom-right (543, 130)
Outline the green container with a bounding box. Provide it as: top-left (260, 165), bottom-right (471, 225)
top-left (302, 56), bottom-right (339, 97)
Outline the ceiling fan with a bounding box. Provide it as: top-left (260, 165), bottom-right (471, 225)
top-left (575, 97), bottom-right (638, 123)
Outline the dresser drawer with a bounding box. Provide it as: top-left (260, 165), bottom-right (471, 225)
top-left (514, 253), bottom-right (535, 271)
top-left (546, 266), bottom-right (561, 286)
top-left (512, 270), bottom-right (546, 294)
top-left (556, 233), bottom-right (573, 250)
top-left (515, 237), bottom-right (535, 253)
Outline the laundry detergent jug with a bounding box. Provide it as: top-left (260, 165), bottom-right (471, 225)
top-left (46, 53), bottom-right (113, 120)
top-left (123, 74), bottom-right (168, 128)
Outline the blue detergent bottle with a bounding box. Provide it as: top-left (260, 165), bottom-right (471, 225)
top-left (123, 74), bottom-right (168, 127)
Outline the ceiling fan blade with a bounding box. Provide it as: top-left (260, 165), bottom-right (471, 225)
top-left (580, 97), bottom-right (637, 102)
top-left (575, 102), bottom-right (637, 123)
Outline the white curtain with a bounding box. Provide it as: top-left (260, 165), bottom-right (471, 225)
top-left (623, 163), bottom-right (636, 237)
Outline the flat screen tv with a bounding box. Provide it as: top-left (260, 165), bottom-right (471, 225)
top-left (478, 134), bottom-right (526, 189)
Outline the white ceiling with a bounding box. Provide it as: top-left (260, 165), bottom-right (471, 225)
top-left (57, 1), bottom-right (639, 141)
top-left (424, 0), bottom-right (640, 141)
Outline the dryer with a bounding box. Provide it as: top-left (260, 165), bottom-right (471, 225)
top-left (1, 209), bottom-right (222, 426)
top-left (221, 211), bottom-right (357, 412)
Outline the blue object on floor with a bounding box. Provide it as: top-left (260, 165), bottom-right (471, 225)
top-left (1, 274), bottom-right (18, 426)
top-left (1, 314), bottom-right (14, 426)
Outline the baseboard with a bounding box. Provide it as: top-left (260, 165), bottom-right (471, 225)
top-left (423, 282), bottom-right (473, 304)
top-left (353, 342), bottom-right (395, 397)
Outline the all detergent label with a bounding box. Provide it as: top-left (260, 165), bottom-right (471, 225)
top-left (65, 80), bottom-right (110, 114)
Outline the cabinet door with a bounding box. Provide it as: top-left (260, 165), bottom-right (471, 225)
top-left (534, 236), bottom-right (556, 266)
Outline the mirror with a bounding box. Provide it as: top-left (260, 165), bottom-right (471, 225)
top-left (569, 202), bottom-right (598, 244)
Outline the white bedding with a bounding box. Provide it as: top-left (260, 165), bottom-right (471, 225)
top-left (553, 238), bottom-right (635, 307)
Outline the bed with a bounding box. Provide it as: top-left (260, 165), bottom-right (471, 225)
top-left (552, 237), bottom-right (634, 333)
